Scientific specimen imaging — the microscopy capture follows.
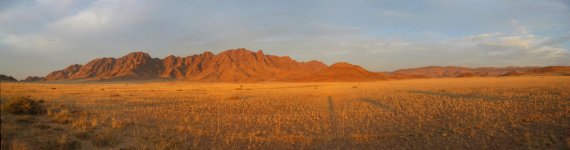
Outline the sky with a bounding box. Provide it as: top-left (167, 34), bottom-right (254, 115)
top-left (1, 0), bottom-right (569, 79)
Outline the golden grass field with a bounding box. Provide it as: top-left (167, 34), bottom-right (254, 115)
top-left (1, 76), bottom-right (570, 149)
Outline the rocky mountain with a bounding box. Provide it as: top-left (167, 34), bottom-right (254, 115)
top-left (43, 48), bottom-right (385, 82)
top-left (0, 74), bottom-right (18, 82)
top-left (393, 66), bottom-right (540, 78)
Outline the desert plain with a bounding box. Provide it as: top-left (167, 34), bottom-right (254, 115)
top-left (1, 76), bottom-right (569, 149)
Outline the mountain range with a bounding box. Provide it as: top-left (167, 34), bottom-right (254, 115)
top-left (41, 48), bottom-right (386, 82)
top-left (3, 48), bottom-right (569, 82)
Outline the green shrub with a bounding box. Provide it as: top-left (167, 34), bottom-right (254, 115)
top-left (2, 97), bottom-right (46, 115)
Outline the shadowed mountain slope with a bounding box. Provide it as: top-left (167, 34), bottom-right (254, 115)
top-left (0, 74), bottom-right (18, 82)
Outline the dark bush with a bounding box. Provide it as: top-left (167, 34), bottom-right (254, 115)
top-left (2, 97), bottom-right (46, 115)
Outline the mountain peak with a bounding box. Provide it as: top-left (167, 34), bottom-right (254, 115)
top-left (256, 50), bottom-right (264, 55)
top-left (306, 62), bottom-right (384, 81)
top-left (123, 51), bottom-right (151, 59)
top-left (202, 51), bottom-right (214, 57)
top-left (330, 62), bottom-right (356, 68)
top-left (218, 48), bottom-right (254, 55)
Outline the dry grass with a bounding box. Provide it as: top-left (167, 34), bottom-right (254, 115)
top-left (1, 76), bottom-right (569, 149)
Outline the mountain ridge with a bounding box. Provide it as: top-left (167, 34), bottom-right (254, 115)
top-left (42, 48), bottom-right (386, 82)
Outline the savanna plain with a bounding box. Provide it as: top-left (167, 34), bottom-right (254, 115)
top-left (1, 76), bottom-right (569, 149)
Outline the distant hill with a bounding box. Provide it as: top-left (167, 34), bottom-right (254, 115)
top-left (305, 62), bottom-right (388, 81)
top-left (0, 74), bottom-right (18, 82)
top-left (521, 66), bottom-right (570, 76)
top-left (22, 76), bottom-right (45, 82)
top-left (393, 66), bottom-right (544, 78)
top-left (42, 48), bottom-right (386, 82)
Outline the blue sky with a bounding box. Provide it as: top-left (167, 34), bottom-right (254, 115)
top-left (1, 0), bottom-right (569, 79)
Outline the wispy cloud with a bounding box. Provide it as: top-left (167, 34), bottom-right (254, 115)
top-left (330, 22), bottom-right (570, 71)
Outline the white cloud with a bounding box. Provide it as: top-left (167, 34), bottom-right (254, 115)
top-left (49, 0), bottom-right (133, 31)
top-left (2, 34), bottom-right (57, 50)
top-left (454, 31), bottom-right (565, 59)
top-left (1, 0), bottom-right (150, 53)
top-left (459, 33), bottom-right (502, 42)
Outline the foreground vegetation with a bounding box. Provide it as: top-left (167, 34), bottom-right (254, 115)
top-left (1, 76), bottom-right (569, 149)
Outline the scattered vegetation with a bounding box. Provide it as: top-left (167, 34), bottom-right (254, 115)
top-left (55, 134), bottom-right (82, 150)
top-left (235, 85), bottom-right (252, 90)
top-left (2, 96), bottom-right (46, 115)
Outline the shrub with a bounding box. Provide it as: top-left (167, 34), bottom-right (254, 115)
top-left (57, 135), bottom-right (81, 150)
top-left (52, 109), bottom-right (73, 124)
top-left (72, 115), bottom-right (98, 131)
top-left (2, 97), bottom-right (45, 115)
top-left (47, 104), bottom-right (77, 124)
top-left (38, 135), bottom-right (82, 150)
top-left (10, 139), bottom-right (30, 150)
top-left (92, 129), bottom-right (120, 148)
top-left (111, 118), bottom-right (125, 129)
